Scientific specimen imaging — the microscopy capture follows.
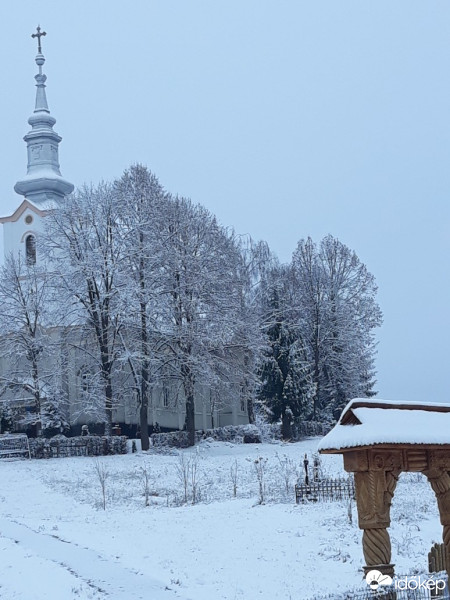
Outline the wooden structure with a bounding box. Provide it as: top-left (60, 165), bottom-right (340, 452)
top-left (429, 542), bottom-right (446, 574)
top-left (319, 399), bottom-right (450, 578)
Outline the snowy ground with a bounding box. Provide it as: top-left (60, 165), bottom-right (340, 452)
top-left (0, 438), bottom-right (443, 600)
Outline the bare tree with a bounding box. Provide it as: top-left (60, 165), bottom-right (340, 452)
top-left (230, 458), bottom-right (239, 498)
top-left (276, 453), bottom-right (297, 497)
top-left (157, 196), bottom-right (251, 446)
top-left (114, 164), bottom-right (168, 450)
top-left (291, 238), bottom-right (325, 419)
top-left (254, 456), bottom-right (268, 504)
top-left (292, 235), bottom-right (382, 419)
top-left (235, 237), bottom-right (272, 424)
top-left (0, 253), bottom-right (67, 435)
top-left (176, 452), bottom-right (190, 504)
top-left (175, 451), bottom-right (202, 504)
top-left (44, 183), bottom-right (126, 434)
top-left (93, 458), bottom-right (109, 510)
top-left (140, 462), bottom-right (151, 507)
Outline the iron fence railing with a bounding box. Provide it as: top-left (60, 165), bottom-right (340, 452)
top-left (295, 476), bottom-right (355, 503)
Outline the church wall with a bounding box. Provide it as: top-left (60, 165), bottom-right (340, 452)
top-left (57, 326), bottom-right (249, 433)
top-left (0, 321), bottom-right (250, 435)
top-left (2, 208), bottom-right (45, 262)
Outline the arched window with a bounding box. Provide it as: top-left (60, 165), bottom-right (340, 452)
top-left (25, 234), bottom-right (36, 265)
top-left (77, 367), bottom-right (91, 394)
top-left (162, 386), bottom-right (170, 408)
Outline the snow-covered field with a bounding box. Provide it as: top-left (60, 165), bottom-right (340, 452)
top-left (0, 438), bottom-right (442, 599)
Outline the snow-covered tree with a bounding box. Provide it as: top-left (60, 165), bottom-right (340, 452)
top-left (291, 237), bottom-right (326, 419)
top-left (157, 196), bottom-right (250, 446)
top-left (233, 236), bottom-right (272, 424)
top-left (257, 264), bottom-right (313, 439)
top-left (44, 183), bottom-right (126, 435)
top-left (0, 254), bottom-right (67, 435)
top-left (114, 164), bottom-right (168, 450)
top-left (292, 235), bottom-right (382, 419)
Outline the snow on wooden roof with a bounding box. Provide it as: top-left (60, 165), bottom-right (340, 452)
top-left (318, 398), bottom-right (450, 453)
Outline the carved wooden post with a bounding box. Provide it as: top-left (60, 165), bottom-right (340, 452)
top-left (424, 468), bottom-right (450, 576)
top-left (344, 450), bottom-right (401, 577)
top-left (355, 469), bottom-right (399, 577)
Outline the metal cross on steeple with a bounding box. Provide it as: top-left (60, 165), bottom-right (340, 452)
top-left (31, 26), bottom-right (46, 54)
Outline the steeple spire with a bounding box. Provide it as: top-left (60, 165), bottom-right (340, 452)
top-left (14, 27), bottom-right (74, 205)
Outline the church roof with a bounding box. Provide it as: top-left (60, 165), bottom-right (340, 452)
top-left (318, 398), bottom-right (450, 453)
top-left (0, 198), bottom-right (57, 223)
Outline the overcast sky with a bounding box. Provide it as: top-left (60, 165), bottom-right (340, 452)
top-left (1, 1), bottom-right (449, 405)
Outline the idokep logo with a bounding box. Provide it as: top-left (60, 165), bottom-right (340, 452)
top-left (365, 569), bottom-right (446, 592)
top-left (395, 576), bottom-right (446, 592)
top-left (365, 569), bottom-right (393, 590)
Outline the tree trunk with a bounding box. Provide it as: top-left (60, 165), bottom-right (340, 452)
top-left (281, 410), bottom-right (292, 441)
top-left (104, 376), bottom-right (113, 436)
top-left (185, 394), bottom-right (195, 446)
top-left (140, 372), bottom-right (150, 451)
top-left (182, 364), bottom-right (196, 447)
top-left (247, 396), bottom-right (255, 424)
top-left (313, 317), bottom-right (320, 420)
top-left (99, 332), bottom-right (114, 436)
top-left (31, 354), bottom-right (42, 436)
top-left (243, 352), bottom-right (255, 423)
top-left (139, 302), bottom-right (150, 450)
top-left (139, 236), bottom-right (151, 451)
top-left (140, 402), bottom-right (149, 450)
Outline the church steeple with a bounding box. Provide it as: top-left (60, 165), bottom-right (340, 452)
top-left (14, 27), bottom-right (74, 205)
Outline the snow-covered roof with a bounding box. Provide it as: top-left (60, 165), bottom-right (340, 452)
top-left (25, 196), bottom-right (60, 211)
top-left (0, 198), bottom-right (57, 222)
top-left (318, 398), bottom-right (450, 452)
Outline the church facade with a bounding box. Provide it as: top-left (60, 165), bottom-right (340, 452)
top-left (0, 30), bottom-right (248, 436)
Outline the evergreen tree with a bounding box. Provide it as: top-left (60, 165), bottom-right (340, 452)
top-left (258, 267), bottom-right (312, 439)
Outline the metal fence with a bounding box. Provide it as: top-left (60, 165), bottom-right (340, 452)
top-left (0, 433), bottom-right (31, 459)
top-left (295, 476), bottom-right (355, 503)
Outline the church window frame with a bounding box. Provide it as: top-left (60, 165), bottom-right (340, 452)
top-left (239, 385), bottom-right (246, 413)
top-left (25, 234), bottom-right (36, 265)
top-left (77, 366), bottom-right (93, 396)
top-left (162, 386), bottom-right (170, 408)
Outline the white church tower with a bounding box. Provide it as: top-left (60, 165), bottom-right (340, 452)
top-left (0, 27), bottom-right (73, 264)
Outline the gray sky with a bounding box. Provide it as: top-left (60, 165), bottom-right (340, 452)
top-left (1, 1), bottom-right (449, 404)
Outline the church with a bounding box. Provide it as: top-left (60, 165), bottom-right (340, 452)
top-left (0, 29), bottom-right (249, 436)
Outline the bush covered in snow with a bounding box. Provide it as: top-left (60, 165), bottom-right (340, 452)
top-left (150, 421), bottom-right (332, 448)
top-left (292, 420), bottom-right (334, 439)
top-left (151, 424), bottom-right (262, 448)
top-left (257, 419), bottom-right (333, 442)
